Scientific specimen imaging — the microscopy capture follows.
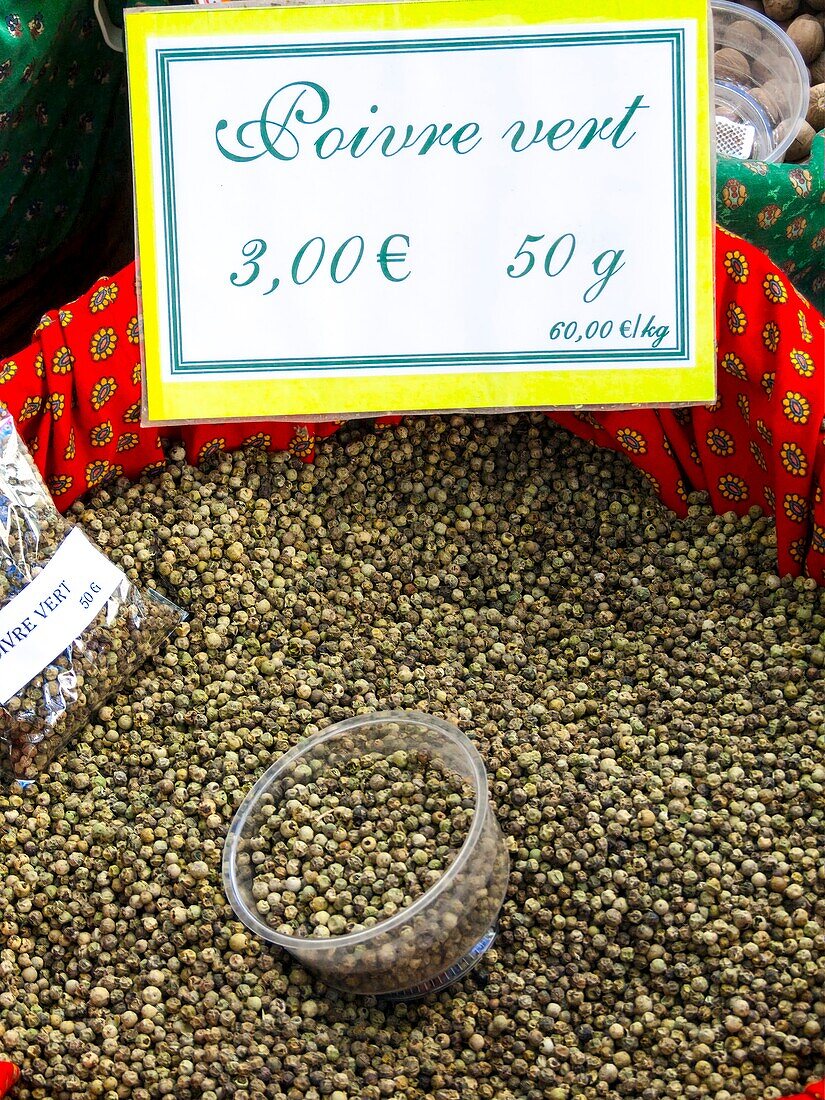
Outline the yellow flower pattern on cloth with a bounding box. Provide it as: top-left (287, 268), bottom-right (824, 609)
top-left (243, 432), bottom-right (273, 450)
top-left (642, 470), bottom-right (660, 491)
top-left (85, 460), bottom-right (113, 488)
top-left (727, 302), bottom-right (747, 335)
top-left (198, 437), bottom-right (227, 463)
top-left (47, 475), bottom-right (74, 498)
top-left (782, 392), bottom-right (811, 425)
top-left (47, 394), bottom-right (65, 420)
top-left (89, 283), bottom-right (120, 314)
top-left (790, 349), bottom-right (815, 378)
top-left (91, 377), bottom-right (118, 409)
top-left (0, 360), bottom-right (18, 384)
top-left (90, 421), bottom-right (115, 448)
top-left (289, 426), bottom-right (316, 458)
top-left (721, 352), bottom-right (747, 379)
top-left (615, 428), bottom-right (648, 455)
top-left (90, 327), bottom-right (118, 361)
top-left (718, 473), bottom-right (749, 501)
top-left (788, 536), bottom-right (807, 563)
top-left (723, 250), bottom-right (749, 283)
top-left (763, 273), bottom-right (787, 304)
top-left (117, 433), bottom-right (140, 453)
top-left (51, 346), bottom-right (75, 374)
top-left (749, 441), bottom-right (767, 472)
top-left (756, 419), bottom-right (774, 447)
top-left (783, 494), bottom-right (808, 523)
top-left (706, 428), bottom-right (735, 456)
top-left (762, 321), bottom-right (780, 352)
top-left (18, 395), bottom-right (42, 421)
top-left (780, 442), bottom-right (808, 477)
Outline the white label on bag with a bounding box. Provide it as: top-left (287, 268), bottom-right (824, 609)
top-left (0, 528), bottom-right (126, 705)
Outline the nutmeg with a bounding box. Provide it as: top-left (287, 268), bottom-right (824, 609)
top-left (727, 17), bottom-right (764, 48)
top-left (715, 46), bottom-right (752, 81)
top-left (782, 117), bottom-right (816, 158)
top-left (762, 0), bottom-right (800, 21)
top-left (752, 83), bottom-right (783, 120)
top-left (787, 13), bottom-right (825, 62)
top-left (806, 82), bottom-right (825, 128)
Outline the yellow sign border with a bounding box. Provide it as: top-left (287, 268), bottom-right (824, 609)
top-left (126, 0), bottom-right (714, 424)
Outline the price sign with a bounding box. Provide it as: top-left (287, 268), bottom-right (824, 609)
top-left (125, 0), bottom-right (714, 424)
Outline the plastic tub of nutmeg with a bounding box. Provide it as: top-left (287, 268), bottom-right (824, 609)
top-left (712, 0), bottom-right (809, 161)
top-left (223, 711), bottom-right (510, 998)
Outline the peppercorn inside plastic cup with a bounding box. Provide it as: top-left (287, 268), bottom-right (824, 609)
top-left (222, 711), bottom-right (510, 999)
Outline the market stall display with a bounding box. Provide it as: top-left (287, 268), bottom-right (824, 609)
top-left (0, 1), bottom-right (824, 1098)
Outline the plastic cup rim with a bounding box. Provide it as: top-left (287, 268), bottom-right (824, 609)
top-left (222, 709), bottom-right (491, 951)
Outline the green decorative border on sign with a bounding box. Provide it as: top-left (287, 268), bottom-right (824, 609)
top-left (154, 29), bottom-right (689, 376)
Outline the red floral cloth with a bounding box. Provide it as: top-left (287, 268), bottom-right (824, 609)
top-left (0, 1063), bottom-right (19, 1097)
top-left (785, 1083), bottom-right (825, 1100)
top-left (0, 227), bottom-right (822, 582)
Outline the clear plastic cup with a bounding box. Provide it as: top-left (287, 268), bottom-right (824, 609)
top-left (222, 711), bottom-right (510, 998)
top-left (712, 0), bottom-right (808, 162)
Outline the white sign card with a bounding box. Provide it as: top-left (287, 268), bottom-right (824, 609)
top-left (125, 0), bottom-right (715, 423)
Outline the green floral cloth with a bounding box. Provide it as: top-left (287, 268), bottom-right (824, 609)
top-left (716, 130), bottom-right (825, 313)
top-left (0, 1), bottom-right (181, 291)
